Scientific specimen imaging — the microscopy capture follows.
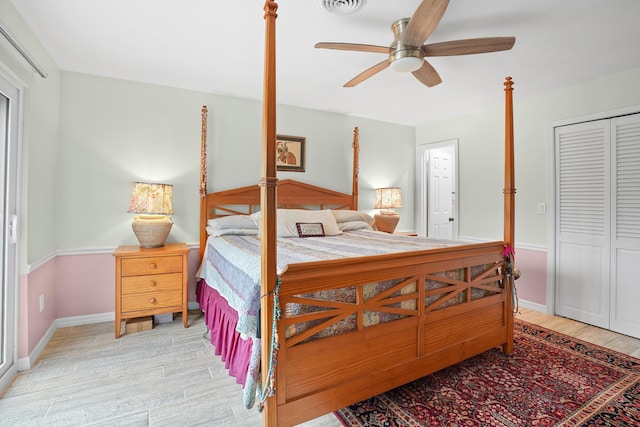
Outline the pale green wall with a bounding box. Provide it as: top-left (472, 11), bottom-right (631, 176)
top-left (8, 0), bottom-right (640, 258)
top-left (0, 0), bottom-right (61, 272)
top-left (416, 68), bottom-right (640, 247)
top-left (56, 71), bottom-right (416, 250)
top-left (2, 0), bottom-right (415, 265)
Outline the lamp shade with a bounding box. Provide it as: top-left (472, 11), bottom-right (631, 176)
top-left (128, 182), bottom-right (173, 248)
top-left (374, 187), bottom-right (402, 209)
top-left (128, 182), bottom-right (173, 215)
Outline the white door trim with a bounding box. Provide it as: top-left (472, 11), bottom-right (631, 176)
top-left (416, 139), bottom-right (458, 238)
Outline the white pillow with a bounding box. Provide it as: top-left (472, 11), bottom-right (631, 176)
top-left (331, 210), bottom-right (375, 226)
top-left (206, 226), bottom-right (259, 237)
top-left (208, 215), bottom-right (257, 230)
top-left (338, 220), bottom-right (373, 232)
top-left (251, 209), bottom-right (342, 237)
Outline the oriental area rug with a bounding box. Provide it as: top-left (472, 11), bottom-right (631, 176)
top-left (335, 320), bottom-right (640, 427)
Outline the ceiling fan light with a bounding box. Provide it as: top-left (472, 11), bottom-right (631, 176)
top-left (390, 56), bottom-right (423, 72)
top-left (319, 0), bottom-right (367, 15)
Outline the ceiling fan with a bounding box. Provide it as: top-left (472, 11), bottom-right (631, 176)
top-left (315, 0), bottom-right (515, 88)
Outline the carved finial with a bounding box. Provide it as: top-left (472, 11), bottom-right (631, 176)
top-left (504, 76), bottom-right (514, 91)
top-left (264, 1), bottom-right (278, 18)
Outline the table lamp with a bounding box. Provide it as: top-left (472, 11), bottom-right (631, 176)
top-left (128, 182), bottom-right (173, 248)
top-left (374, 187), bottom-right (402, 233)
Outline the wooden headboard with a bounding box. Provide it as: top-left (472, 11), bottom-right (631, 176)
top-left (198, 119), bottom-right (361, 261)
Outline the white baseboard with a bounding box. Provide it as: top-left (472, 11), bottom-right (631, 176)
top-left (517, 299), bottom-right (548, 314)
top-left (55, 312), bottom-right (114, 328)
top-left (17, 320), bottom-right (56, 371)
top-left (18, 312), bottom-right (114, 371)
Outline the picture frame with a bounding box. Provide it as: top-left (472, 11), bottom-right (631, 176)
top-left (276, 134), bottom-right (305, 172)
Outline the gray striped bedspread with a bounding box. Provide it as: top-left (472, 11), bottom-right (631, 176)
top-left (197, 229), bottom-right (465, 340)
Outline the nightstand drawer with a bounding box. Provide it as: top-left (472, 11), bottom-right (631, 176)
top-left (121, 255), bottom-right (183, 276)
top-left (121, 289), bottom-right (183, 312)
top-left (121, 273), bottom-right (182, 295)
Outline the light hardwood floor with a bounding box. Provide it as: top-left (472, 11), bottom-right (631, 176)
top-left (1, 308), bottom-right (639, 426)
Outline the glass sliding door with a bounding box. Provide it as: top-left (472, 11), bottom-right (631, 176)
top-left (0, 74), bottom-right (20, 391)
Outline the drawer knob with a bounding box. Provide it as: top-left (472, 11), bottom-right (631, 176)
top-left (149, 298), bottom-right (157, 305)
top-left (149, 280), bottom-right (157, 287)
top-left (149, 262), bottom-right (157, 269)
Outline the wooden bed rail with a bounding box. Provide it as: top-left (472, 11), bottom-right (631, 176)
top-left (279, 241), bottom-right (504, 287)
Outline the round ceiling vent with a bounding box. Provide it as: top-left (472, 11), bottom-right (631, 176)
top-left (319, 0), bottom-right (367, 15)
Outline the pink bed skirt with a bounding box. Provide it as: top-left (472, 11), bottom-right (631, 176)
top-left (196, 279), bottom-right (253, 387)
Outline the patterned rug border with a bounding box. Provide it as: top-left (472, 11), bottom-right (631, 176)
top-left (335, 319), bottom-right (640, 427)
top-left (516, 319), bottom-right (640, 372)
top-left (515, 320), bottom-right (640, 426)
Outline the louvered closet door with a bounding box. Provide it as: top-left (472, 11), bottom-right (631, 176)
top-left (555, 120), bottom-right (610, 329)
top-left (611, 114), bottom-right (640, 338)
top-left (555, 113), bottom-right (640, 338)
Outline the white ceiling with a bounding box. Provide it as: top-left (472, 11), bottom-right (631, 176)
top-left (10, 0), bottom-right (640, 127)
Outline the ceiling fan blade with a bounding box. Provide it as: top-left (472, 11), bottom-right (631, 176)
top-left (423, 37), bottom-right (516, 56)
top-left (411, 60), bottom-right (442, 87)
top-left (315, 42), bottom-right (388, 54)
top-left (344, 60), bottom-right (390, 87)
top-left (403, 0), bottom-right (450, 47)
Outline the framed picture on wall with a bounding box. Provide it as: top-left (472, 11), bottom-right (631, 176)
top-left (276, 134), bottom-right (305, 172)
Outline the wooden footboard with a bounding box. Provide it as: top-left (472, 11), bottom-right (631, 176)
top-left (274, 241), bottom-right (512, 426)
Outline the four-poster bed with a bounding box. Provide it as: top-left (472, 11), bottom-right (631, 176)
top-left (196, 2), bottom-right (516, 426)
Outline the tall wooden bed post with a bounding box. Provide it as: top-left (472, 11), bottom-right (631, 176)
top-left (352, 127), bottom-right (359, 210)
top-left (503, 76), bottom-right (515, 354)
top-left (199, 105), bottom-right (208, 262)
top-left (260, 1), bottom-right (279, 426)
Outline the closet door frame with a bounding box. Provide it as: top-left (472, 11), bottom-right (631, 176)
top-left (547, 105), bottom-right (640, 320)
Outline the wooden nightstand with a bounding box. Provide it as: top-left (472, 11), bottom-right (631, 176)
top-left (394, 231), bottom-right (418, 236)
top-left (114, 243), bottom-right (190, 338)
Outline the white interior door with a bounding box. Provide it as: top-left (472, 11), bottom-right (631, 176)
top-left (416, 141), bottom-right (457, 239)
top-left (555, 119), bottom-right (610, 329)
top-left (0, 74), bottom-right (20, 391)
top-left (428, 146), bottom-right (455, 239)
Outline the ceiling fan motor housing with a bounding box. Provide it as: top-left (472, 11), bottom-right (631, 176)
top-left (389, 18), bottom-right (424, 72)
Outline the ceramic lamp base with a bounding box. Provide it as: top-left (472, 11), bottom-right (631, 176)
top-left (132, 215), bottom-right (173, 248)
top-left (374, 212), bottom-right (400, 233)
